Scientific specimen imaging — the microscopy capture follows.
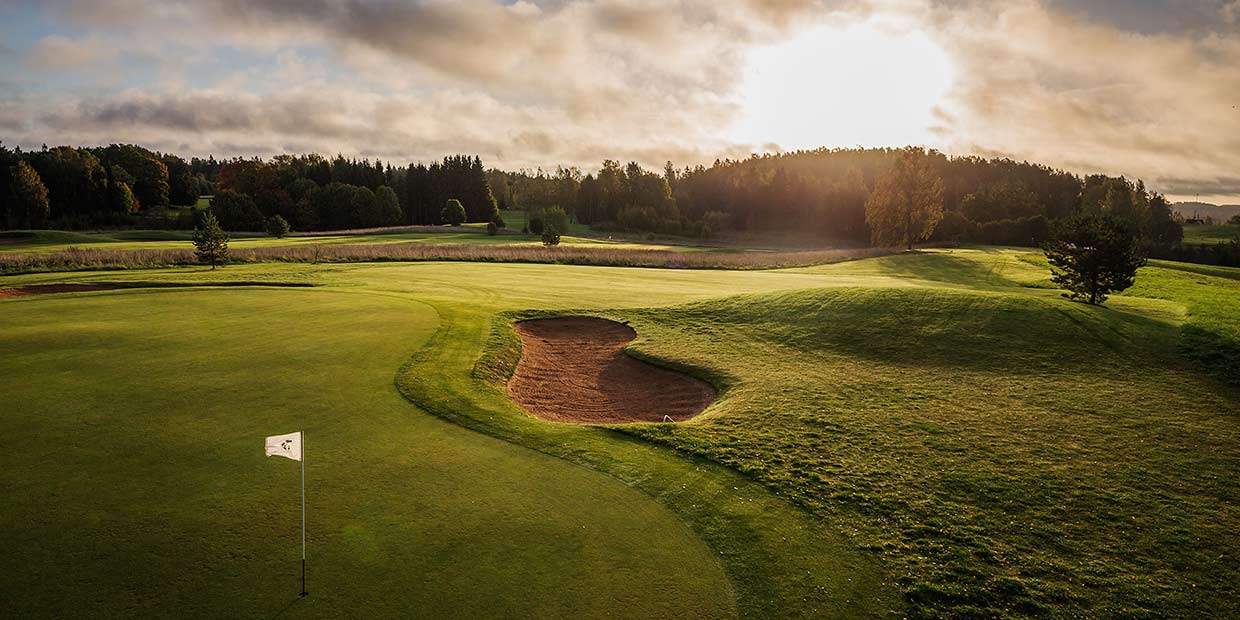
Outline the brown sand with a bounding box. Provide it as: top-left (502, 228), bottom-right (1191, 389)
top-left (0, 283), bottom-right (126, 298)
top-left (508, 316), bottom-right (715, 424)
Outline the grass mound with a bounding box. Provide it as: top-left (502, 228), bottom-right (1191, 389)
top-left (619, 286), bottom-right (1239, 618)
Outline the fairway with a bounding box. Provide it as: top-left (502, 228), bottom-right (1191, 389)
top-left (2, 249), bottom-right (1237, 618)
top-left (9, 3), bottom-right (1240, 616)
top-left (0, 287), bottom-right (737, 617)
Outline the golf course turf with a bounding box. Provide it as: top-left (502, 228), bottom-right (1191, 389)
top-left (1, 247), bottom-right (1236, 618)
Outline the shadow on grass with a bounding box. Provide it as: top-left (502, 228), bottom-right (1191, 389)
top-left (1182, 324), bottom-right (1240, 388)
top-left (268, 595), bottom-right (303, 619)
top-left (658, 286), bottom-right (1181, 376)
top-left (866, 249), bottom-right (1031, 288)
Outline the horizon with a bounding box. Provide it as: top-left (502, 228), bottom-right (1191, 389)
top-left (2, 1), bottom-right (1239, 204)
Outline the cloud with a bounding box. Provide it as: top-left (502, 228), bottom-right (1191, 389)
top-left (1224, 0), bottom-right (1240, 23)
top-left (5, 0), bottom-right (1240, 201)
top-left (928, 1), bottom-right (1240, 199)
top-left (16, 85), bottom-right (750, 169)
top-left (26, 35), bottom-right (118, 70)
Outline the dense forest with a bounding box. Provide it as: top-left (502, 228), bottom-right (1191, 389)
top-left (2, 141), bottom-right (1230, 264)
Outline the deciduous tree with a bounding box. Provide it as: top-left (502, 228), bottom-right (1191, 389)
top-left (265, 214), bottom-right (290, 238)
top-left (865, 147), bottom-right (944, 250)
top-left (441, 198), bottom-right (466, 226)
top-left (10, 160), bottom-right (51, 229)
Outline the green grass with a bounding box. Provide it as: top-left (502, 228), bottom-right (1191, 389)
top-left (0, 226), bottom-right (702, 255)
top-left (473, 209), bottom-right (591, 235)
top-left (1182, 223), bottom-right (1240, 245)
top-left (2, 248), bottom-right (1236, 618)
top-left (0, 286), bottom-right (738, 617)
top-left (605, 251), bottom-right (1240, 618)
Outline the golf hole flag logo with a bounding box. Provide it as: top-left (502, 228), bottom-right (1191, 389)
top-left (265, 431), bottom-right (302, 461)
top-left (265, 430), bottom-right (308, 597)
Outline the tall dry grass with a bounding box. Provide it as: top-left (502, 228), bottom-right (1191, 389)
top-left (0, 242), bottom-right (888, 275)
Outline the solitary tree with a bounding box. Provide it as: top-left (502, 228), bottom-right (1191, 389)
top-left (441, 198), bottom-right (466, 226)
top-left (193, 210), bottom-right (230, 269)
top-left (266, 214), bottom-right (290, 238)
top-left (1043, 213), bottom-right (1145, 305)
top-left (865, 147), bottom-right (944, 249)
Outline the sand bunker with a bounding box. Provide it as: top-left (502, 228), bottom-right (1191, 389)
top-left (508, 316), bottom-right (715, 424)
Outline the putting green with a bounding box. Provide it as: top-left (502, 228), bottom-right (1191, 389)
top-left (0, 288), bottom-right (735, 618)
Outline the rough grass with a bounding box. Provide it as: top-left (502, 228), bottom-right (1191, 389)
top-left (0, 241), bottom-right (886, 274)
top-left (1182, 223), bottom-right (1239, 245)
top-left (612, 257), bottom-right (1239, 618)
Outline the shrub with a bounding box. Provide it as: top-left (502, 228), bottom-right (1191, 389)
top-left (493, 214), bottom-right (506, 229)
top-left (441, 199), bottom-right (466, 226)
top-left (541, 226), bottom-right (561, 247)
top-left (266, 214), bottom-right (290, 238)
top-left (528, 215), bottom-right (544, 234)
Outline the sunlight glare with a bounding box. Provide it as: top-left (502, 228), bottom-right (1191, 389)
top-left (731, 21), bottom-right (955, 152)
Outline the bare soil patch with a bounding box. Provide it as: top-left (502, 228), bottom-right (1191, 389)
top-left (509, 316), bottom-right (715, 424)
top-left (0, 283), bottom-right (126, 298)
top-left (0, 281), bottom-right (315, 299)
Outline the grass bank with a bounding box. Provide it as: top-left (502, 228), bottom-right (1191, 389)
top-left (0, 241), bottom-right (884, 275)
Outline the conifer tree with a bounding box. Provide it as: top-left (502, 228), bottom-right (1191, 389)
top-left (1043, 213), bottom-right (1145, 305)
top-left (193, 210), bottom-right (230, 269)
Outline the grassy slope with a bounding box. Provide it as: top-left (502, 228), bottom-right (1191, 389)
top-left (3, 250), bottom-right (1236, 618)
top-left (614, 250), bottom-right (1239, 618)
top-left (0, 225), bottom-right (704, 255)
top-left (1182, 223), bottom-right (1239, 245)
top-left (0, 287), bottom-right (736, 618)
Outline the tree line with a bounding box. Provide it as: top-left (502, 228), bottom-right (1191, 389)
top-left (485, 147), bottom-right (1185, 249)
top-left (4, 141), bottom-right (1221, 263)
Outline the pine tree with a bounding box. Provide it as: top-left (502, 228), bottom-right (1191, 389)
top-left (193, 210), bottom-right (230, 269)
top-left (1043, 213), bottom-right (1145, 305)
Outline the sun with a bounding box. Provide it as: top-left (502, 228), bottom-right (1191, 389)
top-left (731, 20), bottom-right (955, 152)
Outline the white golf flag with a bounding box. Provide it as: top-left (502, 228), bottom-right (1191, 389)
top-left (265, 431), bottom-right (303, 462)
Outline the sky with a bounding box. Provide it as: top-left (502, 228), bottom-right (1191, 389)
top-left (1, 0), bottom-right (1239, 203)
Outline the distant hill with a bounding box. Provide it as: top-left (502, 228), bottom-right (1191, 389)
top-left (1173, 202), bottom-right (1240, 223)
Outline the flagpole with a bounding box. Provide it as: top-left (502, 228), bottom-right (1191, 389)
top-left (300, 431), bottom-right (307, 598)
